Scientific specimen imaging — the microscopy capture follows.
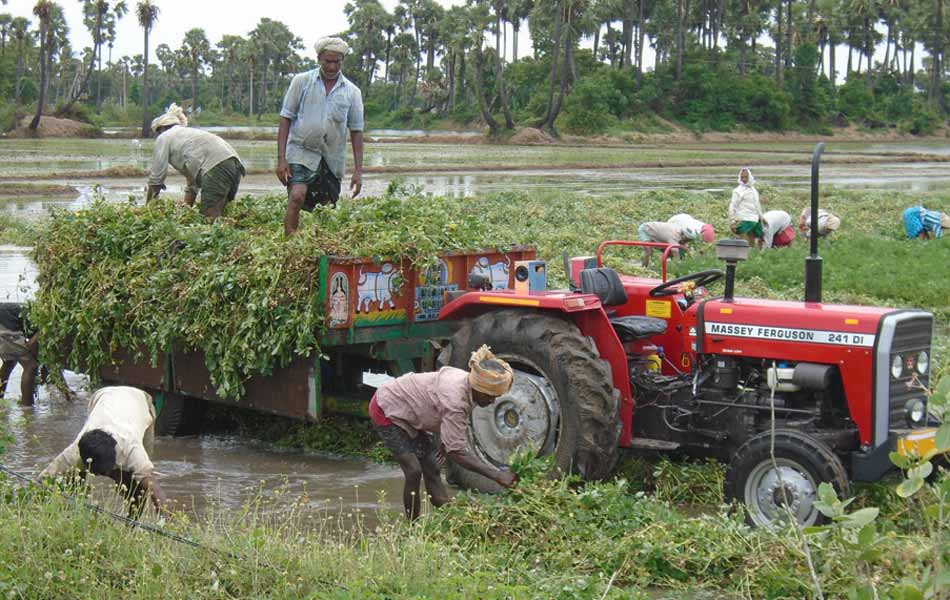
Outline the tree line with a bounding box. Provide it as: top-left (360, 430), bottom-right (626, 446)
top-left (0, 0), bottom-right (948, 137)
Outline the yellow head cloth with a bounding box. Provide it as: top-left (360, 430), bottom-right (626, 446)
top-left (468, 345), bottom-right (513, 397)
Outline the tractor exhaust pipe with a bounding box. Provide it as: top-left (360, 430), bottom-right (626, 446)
top-left (804, 142), bottom-right (825, 304)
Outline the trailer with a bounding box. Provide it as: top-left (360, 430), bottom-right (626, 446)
top-left (98, 246), bottom-right (536, 435)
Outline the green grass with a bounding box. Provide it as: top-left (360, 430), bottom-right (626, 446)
top-left (0, 469), bottom-right (944, 599)
top-left (0, 212), bottom-right (43, 246)
top-left (4, 185), bottom-right (950, 597)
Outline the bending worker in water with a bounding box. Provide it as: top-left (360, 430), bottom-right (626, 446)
top-left (146, 103), bottom-right (245, 220)
top-left (369, 345), bottom-right (518, 520)
top-left (0, 303), bottom-right (39, 406)
top-left (277, 36), bottom-right (364, 235)
top-left (41, 386), bottom-right (167, 517)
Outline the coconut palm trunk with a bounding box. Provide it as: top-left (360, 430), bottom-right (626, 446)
top-left (141, 25), bottom-right (151, 136)
top-left (29, 3), bottom-right (51, 132)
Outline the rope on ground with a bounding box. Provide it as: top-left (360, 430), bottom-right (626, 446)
top-left (0, 462), bottom-right (347, 590)
top-left (0, 463), bottom-right (233, 557)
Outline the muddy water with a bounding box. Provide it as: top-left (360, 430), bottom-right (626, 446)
top-left (0, 136), bottom-right (945, 524)
top-left (4, 158), bottom-right (950, 220)
top-left (0, 250), bottom-right (406, 524)
top-left (1, 381), bottom-right (404, 525)
top-left (2, 138), bottom-right (950, 216)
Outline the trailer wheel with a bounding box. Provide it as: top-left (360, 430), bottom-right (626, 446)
top-left (725, 430), bottom-right (849, 528)
top-left (438, 309), bottom-right (621, 492)
top-left (153, 391), bottom-right (206, 437)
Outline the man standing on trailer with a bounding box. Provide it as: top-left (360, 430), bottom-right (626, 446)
top-left (277, 36), bottom-right (365, 235)
top-left (146, 103), bottom-right (245, 220)
top-left (369, 345), bottom-right (518, 520)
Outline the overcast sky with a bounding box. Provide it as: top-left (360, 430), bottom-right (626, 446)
top-left (0, 0), bottom-right (465, 60)
top-left (2, 0), bottom-right (914, 83)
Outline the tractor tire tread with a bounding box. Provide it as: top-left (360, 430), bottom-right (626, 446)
top-left (440, 309), bottom-right (621, 488)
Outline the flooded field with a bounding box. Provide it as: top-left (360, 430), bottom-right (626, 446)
top-left (0, 137), bottom-right (949, 215)
top-left (1, 380), bottom-right (404, 525)
top-left (0, 242), bottom-right (404, 524)
top-left (0, 133), bottom-right (946, 526)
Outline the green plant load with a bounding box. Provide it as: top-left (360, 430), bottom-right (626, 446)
top-left (29, 195), bottom-right (505, 398)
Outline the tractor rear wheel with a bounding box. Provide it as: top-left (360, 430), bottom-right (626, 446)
top-left (438, 309), bottom-right (621, 492)
top-left (725, 429), bottom-right (849, 528)
top-left (153, 391), bottom-right (206, 437)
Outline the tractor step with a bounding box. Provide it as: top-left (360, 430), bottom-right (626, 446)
top-left (628, 438), bottom-right (682, 451)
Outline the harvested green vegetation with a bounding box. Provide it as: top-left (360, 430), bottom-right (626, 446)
top-left (10, 186), bottom-right (950, 599)
top-left (29, 195), bottom-right (500, 397)
top-left (28, 187), bottom-right (950, 399)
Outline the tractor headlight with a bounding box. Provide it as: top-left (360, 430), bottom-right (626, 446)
top-left (905, 399), bottom-right (926, 427)
top-left (916, 351), bottom-right (929, 375)
top-left (891, 355), bottom-right (903, 379)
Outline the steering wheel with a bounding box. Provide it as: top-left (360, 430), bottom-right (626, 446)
top-left (649, 269), bottom-right (725, 298)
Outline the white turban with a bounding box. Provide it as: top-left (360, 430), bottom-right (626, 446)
top-left (468, 345), bottom-right (514, 397)
top-left (151, 103), bottom-right (188, 131)
top-left (315, 37), bottom-right (350, 57)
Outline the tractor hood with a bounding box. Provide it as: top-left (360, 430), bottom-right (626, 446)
top-left (697, 297), bottom-right (892, 351)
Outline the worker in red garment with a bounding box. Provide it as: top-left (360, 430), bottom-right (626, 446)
top-left (369, 345), bottom-right (518, 520)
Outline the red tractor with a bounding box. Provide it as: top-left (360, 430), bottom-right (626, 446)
top-left (437, 145), bottom-right (937, 527)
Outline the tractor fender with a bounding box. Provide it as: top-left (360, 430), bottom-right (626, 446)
top-left (439, 290), bottom-right (635, 445)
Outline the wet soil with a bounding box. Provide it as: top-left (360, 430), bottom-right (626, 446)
top-left (0, 251), bottom-right (405, 524)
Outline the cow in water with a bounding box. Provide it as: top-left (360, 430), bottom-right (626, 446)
top-left (357, 263), bottom-right (399, 312)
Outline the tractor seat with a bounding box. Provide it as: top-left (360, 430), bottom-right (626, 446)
top-left (609, 316), bottom-right (668, 343)
top-left (577, 268), bottom-right (668, 342)
top-left (579, 267), bottom-right (628, 306)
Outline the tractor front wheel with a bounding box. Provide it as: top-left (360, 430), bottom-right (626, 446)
top-left (438, 309), bottom-right (621, 492)
top-left (725, 429), bottom-right (849, 528)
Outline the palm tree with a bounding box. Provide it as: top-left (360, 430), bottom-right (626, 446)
top-left (180, 27), bottom-right (211, 112)
top-left (11, 16), bottom-right (29, 111)
top-left (96, 1), bottom-right (127, 108)
top-left (136, 0), bottom-right (159, 137)
top-left (30, 0), bottom-right (55, 131)
top-left (0, 13), bottom-right (12, 56)
top-left (237, 39), bottom-right (258, 117)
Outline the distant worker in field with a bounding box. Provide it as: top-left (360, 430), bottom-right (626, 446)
top-left (798, 207), bottom-right (841, 239)
top-left (277, 36), bottom-right (364, 235)
top-left (637, 220), bottom-right (701, 267)
top-left (761, 210), bottom-right (796, 249)
top-left (0, 302), bottom-right (38, 406)
top-left (667, 213), bottom-right (716, 245)
top-left (903, 205), bottom-right (950, 240)
top-left (146, 103), bottom-right (246, 220)
top-left (369, 345), bottom-right (517, 520)
top-left (41, 386), bottom-right (167, 517)
top-left (728, 167), bottom-right (765, 248)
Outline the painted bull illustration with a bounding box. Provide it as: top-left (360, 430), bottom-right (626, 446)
top-left (357, 263), bottom-right (399, 312)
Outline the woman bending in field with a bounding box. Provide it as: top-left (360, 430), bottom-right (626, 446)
top-left (903, 206), bottom-right (950, 240)
top-left (728, 168), bottom-right (764, 249)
